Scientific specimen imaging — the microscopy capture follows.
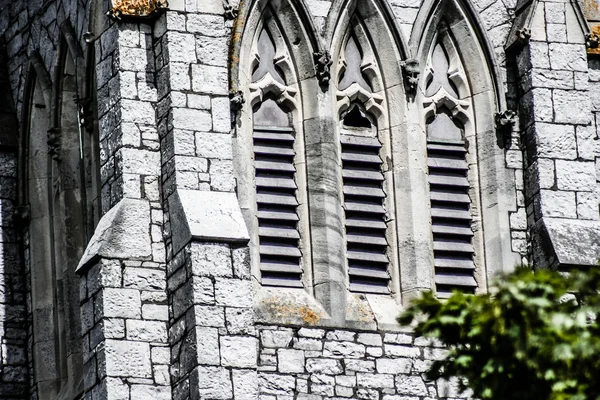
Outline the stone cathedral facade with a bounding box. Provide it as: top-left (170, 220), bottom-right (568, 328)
top-left (0, 0), bottom-right (599, 398)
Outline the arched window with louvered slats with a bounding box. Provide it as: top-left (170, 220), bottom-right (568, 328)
top-left (335, 24), bottom-right (396, 295)
top-left (422, 35), bottom-right (482, 298)
top-left (242, 17), bottom-right (310, 289)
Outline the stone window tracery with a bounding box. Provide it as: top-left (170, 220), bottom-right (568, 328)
top-left (420, 22), bottom-right (487, 297)
top-left (240, 13), bottom-right (312, 289)
top-left (336, 24), bottom-right (394, 294)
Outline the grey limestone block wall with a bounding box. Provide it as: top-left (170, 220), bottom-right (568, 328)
top-left (510, 0), bottom-right (600, 267)
top-left (76, 8), bottom-right (171, 400)
top-left (167, 242), bottom-right (256, 400)
top-left (256, 326), bottom-right (468, 400)
top-left (0, 0), bottom-right (598, 399)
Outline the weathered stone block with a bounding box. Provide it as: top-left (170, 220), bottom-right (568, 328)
top-left (194, 366), bottom-right (233, 399)
top-left (555, 160), bottom-right (596, 191)
top-left (215, 279), bottom-right (253, 308)
top-left (278, 349), bottom-right (305, 373)
top-left (126, 320), bottom-right (167, 343)
top-left (306, 358), bottom-right (343, 375)
top-left (357, 373), bottom-right (394, 389)
top-left (104, 339), bottom-right (152, 378)
top-left (103, 288), bottom-right (142, 319)
top-left (220, 336), bottom-right (257, 368)
top-left (323, 341), bottom-right (365, 359)
top-left (261, 330), bottom-right (294, 348)
top-left (395, 375), bottom-right (427, 396)
top-left (376, 358), bottom-right (413, 374)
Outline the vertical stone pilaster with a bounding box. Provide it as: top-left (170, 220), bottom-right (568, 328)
top-left (151, 3), bottom-right (257, 398)
top-left (514, 0), bottom-right (600, 267)
top-left (79, 17), bottom-right (171, 399)
top-left (168, 242), bottom-right (256, 400)
top-left (77, 198), bottom-right (171, 399)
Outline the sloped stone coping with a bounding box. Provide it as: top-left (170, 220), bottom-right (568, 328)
top-left (533, 217), bottom-right (600, 268)
top-left (76, 198), bottom-right (153, 273)
top-left (169, 189), bottom-right (250, 254)
top-left (255, 287), bottom-right (408, 332)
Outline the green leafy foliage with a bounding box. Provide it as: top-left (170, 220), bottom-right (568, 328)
top-left (398, 267), bottom-right (600, 400)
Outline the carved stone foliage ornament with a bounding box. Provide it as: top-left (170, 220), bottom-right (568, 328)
top-left (223, 0), bottom-right (239, 21)
top-left (495, 110), bottom-right (516, 127)
top-left (314, 50), bottom-right (333, 88)
top-left (107, 0), bottom-right (168, 21)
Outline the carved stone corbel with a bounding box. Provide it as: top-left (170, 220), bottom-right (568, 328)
top-left (229, 90), bottom-right (245, 126)
top-left (47, 127), bottom-right (61, 161)
top-left (223, 0), bottom-right (239, 21)
top-left (586, 32), bottom-right (600, 49)
top-left (516, 28), bottom-right (531, 47)
top-left (495, 109), bottom-right (517, 145)
top-left (13, 205), bottom-right (30, 228)
top-left (313, 50), bottom-right (333, 88)
top-left (495, 110), bottom-right (516, 128)
top-left (400, 58), bottom-right (420, 96)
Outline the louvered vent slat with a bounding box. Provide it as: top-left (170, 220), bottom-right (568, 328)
top-left (342, 135), bottom-right (390, 294)
top-left (254, 127), bottom-right (303, 287)
top-left (428, 140), bottom-right (477, 297)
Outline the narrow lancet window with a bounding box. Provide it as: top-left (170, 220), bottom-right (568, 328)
top-left (424, 41), bottom-right (477, 297)
top-left (250, 26), bottom-right (303, 287)
top-left (338, 31), bottom-right (390, 294)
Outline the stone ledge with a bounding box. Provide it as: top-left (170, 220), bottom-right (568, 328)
top-left (169, 189), bottom-right (249, 254)
top-left (533, 217), bottom-right (600, 268)
top-left (76, 198), bottom-right (153, 274)
top-left (255, 287), bottom-right (408, 332)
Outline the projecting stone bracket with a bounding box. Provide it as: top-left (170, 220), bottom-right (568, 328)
top-left (168, 189), bottom-right (249, 254)
top-left (314, 51), bottom-right (333, 88)
top-left (586, 32), bottom-right (600, 49)
top-left (531, 218), bottom-right (600, 269)
top-left (400, 58), bottom-right (420, 97)
top-left (515, 28), bottom-right (531, 47)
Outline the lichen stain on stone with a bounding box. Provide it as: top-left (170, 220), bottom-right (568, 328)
top-left (261, 296), bottom-right (324, 325)
top-left (347, 296), bottom-right (375, 323)
top-left (584, 0), bottom-right (600, 19)
top-left (110, 0), bottom-right (166, 17)
top-left (588, 25), bottom-right (600, 55)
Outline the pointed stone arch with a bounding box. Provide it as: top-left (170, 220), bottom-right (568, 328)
top-left (411, 0), bottom-right (506, 110)
top-left (232, 0), bottom-right (321, 301)
top-left (414, 0), bottom-right (520, 290)
top-left (230, 0), bottom-right (321, 94)
top-left (326, 0), bottom-right (414, 309)
top-left (324, 0), bottom-right (410, 62)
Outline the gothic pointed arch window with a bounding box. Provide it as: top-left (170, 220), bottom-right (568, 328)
top-left (335, 21), bottom-right (397, 295)
top-left (235, 7), bottom-right (312, 289)
top-left (414, 0), bottom-right (520, 297)
top-left (21, 26), bottom-right (99, 397)
top-left (422, 31), bottom-right (481, 297)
